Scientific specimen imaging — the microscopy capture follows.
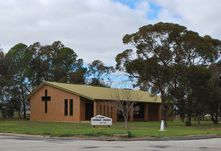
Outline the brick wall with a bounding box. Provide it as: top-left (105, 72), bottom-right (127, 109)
top-left (30, 85), bottom-right (81, 122)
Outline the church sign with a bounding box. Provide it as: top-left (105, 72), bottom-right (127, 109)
top-left (91, 115), bottom-right (112, 126)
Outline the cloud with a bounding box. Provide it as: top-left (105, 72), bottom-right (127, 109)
top-left (0, 0), bottom-right (150, 65)
top-left (0, 0), bottom-right (220, 66)
top-left (152, 0), bottom-right (221, 39)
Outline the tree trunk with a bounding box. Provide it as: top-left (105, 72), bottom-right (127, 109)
top-left (185, 113), bottom-right (192, 126)
top-left (159, 90), bottom-right (167, 131)
top-left (180, 115), bottom-right (185, 122)
top-left (160, 91), bottom-right (167, 124)
top-left (21, 86), bottom-right (26, 119)
top-left (211, 113), bottom-right (218, 124)
top-left (197, 116), bottom-right (201, 125)
top-left (179, 105), bottom-right (185, 122)
top-left (18, 109), bottom-right (21, 118)
top-left (124, 117), bottom-right (128, 129)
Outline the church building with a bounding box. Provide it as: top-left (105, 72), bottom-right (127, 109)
top-left (28, 81), bottom-right (161, 122)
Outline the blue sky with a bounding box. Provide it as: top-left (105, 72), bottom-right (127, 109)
top-left (114, 0), bottom-right (145, 8)
top-left (0, 0), bottom-right (220, 66)
top-left (114, 0), bottom-right (161, 20)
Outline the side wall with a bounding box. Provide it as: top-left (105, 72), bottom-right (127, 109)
top-left (30, 85), bottom-right (81, 122)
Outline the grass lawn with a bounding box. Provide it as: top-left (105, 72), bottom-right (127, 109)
top-left (0, 119), bottom-right (221, 138)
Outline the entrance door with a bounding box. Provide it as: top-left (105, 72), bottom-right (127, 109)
top-left (134, 103), bottom-right (144, 121)
top-left (85, 102), bottom-right (94, 120)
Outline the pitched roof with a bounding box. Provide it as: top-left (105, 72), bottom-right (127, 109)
top-left (28, 81), bottom-right (161, 103)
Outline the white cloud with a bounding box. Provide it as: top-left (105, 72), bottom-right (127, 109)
top-left (152, 0), bottom-right (221, 39)
top-left (0, 0), bottom-right (221, 65)
top-left (0, 0), bottom-right (149, 65)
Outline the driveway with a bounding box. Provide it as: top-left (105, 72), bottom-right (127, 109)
top-left (0, 135), bottom-right (221, 151)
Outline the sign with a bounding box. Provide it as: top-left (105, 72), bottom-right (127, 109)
top-left (91, 115), bottom-right (112, 126)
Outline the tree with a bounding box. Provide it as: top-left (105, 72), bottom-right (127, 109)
top-left (5, 43), bottom-right (32, 118)
top-left (87, 60), bottom-right (114, 87)
top-left (52, 42), bottom-right (77, 82)
top-left (206, 61), bottom-right (221, 124)
top-left (0, 41), bottom-right (87, 119)
top-left (0, 50), bottom-right (6, 104)
top-left (27, 42), bottom-right (55, 86)
top-left (69, 59), bottom-right (87, 84)
top-left (116, 22), bottom-right (221, 128)
top-left (111, 88), bottom-right (141, 129)
top-left (27, 41), bottom-right (81, 86)
top-left (183, 66), bottom-right (211, 126)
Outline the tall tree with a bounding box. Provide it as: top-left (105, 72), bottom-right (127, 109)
top-left (5, 43), bottom-right (32, 118)
top-left (52, 45), bottom-right (77, 82)
top-left (0, 50), bottom-right (6, 103)
top-left (69, 59), bottom-right (87, 84)
top-left (116, 22), bottom-right (221, 128)
top-left (27, 41), bottom-right (80, 86)
top-left (206, 61), bottom-right (221, 124)
top-left (87, 60), bottom-right (114, 87)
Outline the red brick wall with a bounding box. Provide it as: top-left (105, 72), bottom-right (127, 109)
top-left (30, 85), bottom-right (81, 122)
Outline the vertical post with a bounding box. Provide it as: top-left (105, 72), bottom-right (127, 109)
top-left (112, 103), bottom-right (117, 122)
top-left (93, 101), bottom-right (97, 116)
top-left (96, 102), bottom-right (100, 115)
top-left (144, 103), bottom-right (149, 121)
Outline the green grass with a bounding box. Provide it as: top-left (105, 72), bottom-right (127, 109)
top-left (0, 119), bottom-right (221, 138)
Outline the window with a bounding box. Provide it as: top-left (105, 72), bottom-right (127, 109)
top-left (64, 99), bottom-right (68, 116)
top-left (69, 99), bottom-right (73, 116)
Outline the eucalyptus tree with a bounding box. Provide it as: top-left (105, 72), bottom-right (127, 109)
top-left (52, 42), bottom-right (77, 82)
top-left (69, 58), bottom-right (87, 84)
top-left (27, 41), bottom-right (80, 86)
top-left (116, 22), bottom-right (221, 128)
top-left (206, 61), bottom-right (221, 124)
top-left (5, 43), bottom-right (32, 118)
top-left (0, 50), bottom-right (6, 103)
top-left (87, 60), bottom-right (115, 87)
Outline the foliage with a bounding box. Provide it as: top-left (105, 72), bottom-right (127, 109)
top-left (206, 61), bottom-right (221, 124)
top-left (116, 22), bottom-right (221, 126)
top-left (87, 60), bottom-right (114, 87)
top-left (0, 41), bottom-right (116, 119)
top-left (0, 102), bottom-right (15, 119)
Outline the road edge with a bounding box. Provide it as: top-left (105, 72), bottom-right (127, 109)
top-left (0, 133), bottom-right (221, 141)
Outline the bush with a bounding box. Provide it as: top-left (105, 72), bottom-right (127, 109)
top-left (1, 103), bottom-right (14, 119)
top-left (127, 131), bottom-right (134, 138)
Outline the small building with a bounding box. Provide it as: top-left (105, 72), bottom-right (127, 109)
top-left (28, 81), bottom-right (161, 122)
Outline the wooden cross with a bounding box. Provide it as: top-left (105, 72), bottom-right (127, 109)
top-left (41, 90), bottom-right (51, 113)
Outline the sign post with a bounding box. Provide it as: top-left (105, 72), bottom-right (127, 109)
top-left (91, 115), bottom-right (112, 127)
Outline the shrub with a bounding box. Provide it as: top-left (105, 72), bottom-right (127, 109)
top-left (1, 103), bottom-right (14, 119)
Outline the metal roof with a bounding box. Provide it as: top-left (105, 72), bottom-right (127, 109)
top-left (28, 81), bottom-right (161, 103)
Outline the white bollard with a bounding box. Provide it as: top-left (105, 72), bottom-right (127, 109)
top-left (160, 120), bottom-right (165, 131)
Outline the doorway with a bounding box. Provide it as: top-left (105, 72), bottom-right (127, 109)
top-left (134, 103), bottom-right (145, 121)
top-left (85, 102), bottom-right (94, 120)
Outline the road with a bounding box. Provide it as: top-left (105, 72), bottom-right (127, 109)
top-left (0, 135), bottom-right (221, 151)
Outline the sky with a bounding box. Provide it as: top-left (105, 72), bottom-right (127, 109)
top-left (0, 0), bottom-right (221, 66)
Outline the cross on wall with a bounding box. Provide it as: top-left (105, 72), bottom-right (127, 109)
top-left (41, 90), bottom-right (51, 113)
